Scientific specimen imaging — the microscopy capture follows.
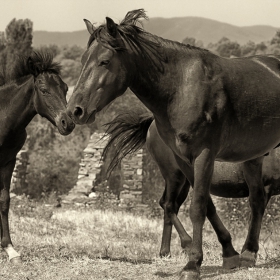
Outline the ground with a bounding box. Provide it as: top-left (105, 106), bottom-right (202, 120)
top-left (1, 197), bottom-right (280, 280)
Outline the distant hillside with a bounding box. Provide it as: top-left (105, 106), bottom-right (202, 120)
top-left (144, 17), bottom-right (279, 45)
top-left (32, 16), bottom-right (280, 47)
top-left (33, 30), bottom-right (88, 48)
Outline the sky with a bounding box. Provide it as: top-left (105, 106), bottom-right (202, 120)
top-left (1, 0), bottom-right (280, 32)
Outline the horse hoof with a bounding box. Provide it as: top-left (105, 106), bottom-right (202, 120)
top-left (223, 254), bottom-right (240, 269)
top-left (10, 256), bottom-right (22, 264)
top-left (159, 251), bottom-right (171, 258)
top-left (240, 250), bottom-right (257, 267)
top-left (179, 270), bottom-right (200, 280)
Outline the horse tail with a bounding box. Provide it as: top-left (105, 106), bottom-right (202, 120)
top-left (102, 109), bottom-right (154, 176)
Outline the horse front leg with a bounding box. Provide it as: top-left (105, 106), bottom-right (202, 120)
top-left (0, 159), bottom-right (21, 263)
top-left (175, 153), bottom-right (239, 272)
top-left (159, 171), bottom-right (192, 257)
top-left (240, 156), bottom-right (265, 267)
top-left (180, 149), bottom-right (215, 280)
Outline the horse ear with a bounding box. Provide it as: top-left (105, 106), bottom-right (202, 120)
top-left (106, 17), bottom-right (117, 37)
top-left (27, 57), bottom-right (39, 77)
top-left (83, 19), bottom-right (96, 35)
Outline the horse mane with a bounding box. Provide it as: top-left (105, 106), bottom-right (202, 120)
top-left (0, 50), bottom-right (61, 86)
top-left (88, 9), bottom-right (168, 75)
top-left (87, 9), bottom-right (208, 78)
top-left (102, 108), bottom-right (154, 176)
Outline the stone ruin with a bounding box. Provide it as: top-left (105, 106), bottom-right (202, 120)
top-left (62, 132), bottom-right (152, 208)
top-left (11, 150), bottom-right (29, 192)
top-left (9, 131), bottom-right (165, 211)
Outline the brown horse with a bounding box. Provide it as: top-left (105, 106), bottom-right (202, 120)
top-left (67, 9), bottom-right (280, 279)
top-left (102, 110), bottom-right (279, 259)
top-left (0, 51), bottom-right (75, 263)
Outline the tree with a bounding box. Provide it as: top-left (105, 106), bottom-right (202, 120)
top-left (212, 37), bottom-right (241, 58)
top-left (267, 31), bottom-right (280, 55)
top-left (0, 18), bottom-right (33, 77)
top-left (270, 31), bottom-right (280, 45)
top-left (5, 18), bottom-right (33, 54)
top-left (62, 45), bottom-right (85, 60)
top-left (182, 37), bottom-right (204, 48)
top-left (59, 58), bottom-right (82, 86)
top-left (0, 32), bottom-right (5, 52)
top-left (240, 41), bottom-right (256, 57)
top-left (255, 42), bottom-right (268, 55)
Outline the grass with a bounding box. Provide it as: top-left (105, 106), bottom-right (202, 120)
top-left (1, 197), bottom-right (280, 279)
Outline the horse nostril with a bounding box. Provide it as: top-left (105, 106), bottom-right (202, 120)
top-left (74, 106), bottom-right (84, 118)
top-left (61, 119), bottom-right (66, 128)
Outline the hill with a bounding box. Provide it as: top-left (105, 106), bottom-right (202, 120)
top-left (32, 16), bottom-right (280, 47)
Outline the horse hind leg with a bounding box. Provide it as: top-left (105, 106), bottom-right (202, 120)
top-left (159, 188), bottom-right (172, 257)
top-left (174, 179), bottom-right (192, 252)
top-left (159, 170), bottom-right (192, 257)
top-left (240, 156), bottom-right (266, 267)
top-left (0, 160), bottom-right (21, 263)
top-left (206, 197), bottom-right (240, 269)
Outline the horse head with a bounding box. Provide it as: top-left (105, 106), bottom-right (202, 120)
top-left (28, 52), bottom-right (75, 135)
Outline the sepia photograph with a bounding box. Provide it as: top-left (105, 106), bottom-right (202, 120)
top-left (1, 0), bottom-right (280, 279)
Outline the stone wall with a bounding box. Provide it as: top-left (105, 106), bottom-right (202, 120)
top-left (11, 150), bottom-right (29, 192)
top-left (120, 149), bottom-right (143, 203)
top-left (63, 132), bottom-right (107, 204)
top-left (63, 132), bottom-right (155, 206)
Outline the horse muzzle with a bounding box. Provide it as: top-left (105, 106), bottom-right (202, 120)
top-left (55, 112), bottom-right (75, 135)
top-left (66, 105), bottom-right (96, 125)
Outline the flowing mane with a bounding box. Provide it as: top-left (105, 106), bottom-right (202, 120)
top-left (88, 9), bottom-right (168, 74)
top-left (87, 9), bottom-right (208, 77)
top-left (0, 50), bottom-right (61, 86)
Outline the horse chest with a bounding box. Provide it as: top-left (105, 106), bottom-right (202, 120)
top-left (0, 130), bottom-right (26, 166)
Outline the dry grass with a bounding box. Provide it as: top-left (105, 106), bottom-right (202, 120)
top-left (0, 198), bottom-right (280, 279)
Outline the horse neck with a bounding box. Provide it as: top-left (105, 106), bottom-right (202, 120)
top-left (127, 44), bottom-right (182, 119)
top-left (0, 76), bottom-right (36, 130)
top-left (126, 36), bottom-right (209, 121)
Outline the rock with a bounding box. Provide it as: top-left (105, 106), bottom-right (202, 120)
top-left (88, 192), bottom-right (97, 198)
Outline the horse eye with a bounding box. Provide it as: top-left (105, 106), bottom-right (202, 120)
top-left (40, 88), bottom-right (49, 95)
top-left (99, 60), bottom-right (110, 66)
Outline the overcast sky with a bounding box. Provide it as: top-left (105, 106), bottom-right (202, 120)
top-left (1, 0), bottom-right (280, 32)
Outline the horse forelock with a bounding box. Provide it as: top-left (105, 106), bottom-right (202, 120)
top-left (1, 50), bottom-right (61, 86)
top-left (28, 51), bottom-right (61, 75)
top-left (87, 9), bottom-right (147, 48)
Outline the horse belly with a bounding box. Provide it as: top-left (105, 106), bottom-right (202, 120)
top-left (212, 148), bottom-right (280, 198)
top-left (217, 113), bottom-right (280, 162)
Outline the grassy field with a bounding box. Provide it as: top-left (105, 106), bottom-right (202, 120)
top-left (1, 197), bottom-right (280, 280)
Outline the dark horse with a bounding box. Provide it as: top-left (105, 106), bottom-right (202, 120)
top-left (67, 9), bottom-right (280, 279)
top-left (0, 51), bottom-right (75, 263)
top-left (102, 110), bottom-right (279, 261)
